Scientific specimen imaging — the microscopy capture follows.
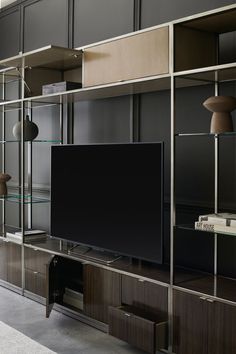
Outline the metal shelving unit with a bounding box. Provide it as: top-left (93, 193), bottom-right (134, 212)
top-left (0, 4), bottom-right (235, 353)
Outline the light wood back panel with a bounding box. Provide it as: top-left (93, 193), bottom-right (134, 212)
top-left (174, 25), bottom-right (217, 72)
top-left (83, 26), bottom-right (169, 87)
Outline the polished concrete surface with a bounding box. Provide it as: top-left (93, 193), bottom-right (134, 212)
top-left (0, 319), bottom-right (56, 354)
top-left (0, 286), bottom-right (145, 354)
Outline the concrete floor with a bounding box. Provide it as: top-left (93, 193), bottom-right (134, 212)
top-left (0, 286), bottom-right (145, 354)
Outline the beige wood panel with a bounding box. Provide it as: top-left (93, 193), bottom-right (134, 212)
top-left (182, 8), bottom-right (236, 34)
top-left (83, 27), bottom-right (169, 87)
top-left (175, 25), bottom-right (217, 72)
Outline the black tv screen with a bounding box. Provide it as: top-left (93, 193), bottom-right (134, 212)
top-left (51, 143), bottom-right (164, 263)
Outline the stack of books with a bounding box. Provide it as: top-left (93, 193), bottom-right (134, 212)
top-left (195, 213), bottom-right (236, 235)
top-left (6, 229), bottom-right (47, 244)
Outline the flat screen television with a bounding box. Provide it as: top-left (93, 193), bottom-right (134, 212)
top-left (50, 142), bottom-right (164, 264)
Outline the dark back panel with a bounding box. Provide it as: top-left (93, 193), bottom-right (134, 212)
top-left (23, 0), bottom-right (68, 52)
top-left (74, 96), bottom-right (131, 144)
top-left (0, 8), bottom-right (20, 59)
top-left (140, 0), bottom-right (236, 28)
top-left (74, 0), bottom-right (134, 47)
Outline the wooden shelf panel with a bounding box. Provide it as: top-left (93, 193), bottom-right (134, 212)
top-left (0, 45), bottom-right (82, 70)
top-left (177, 7), bottom-right (236, 34)
top-left (175, 62), bottom-right (236, 86)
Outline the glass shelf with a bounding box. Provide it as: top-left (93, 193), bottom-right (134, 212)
top-left (175, 223), bottom-right (236, 237)
top-left (0, 99), bottom-right (22, 112)
top-left (0, 224), bottom-right (21, 238)
top-left (175, 132), bottom-right (236, 137)
top-left (0, 139), bottom-right (62, 144)
top-left (174, 62), bottom-right (236, 86)
top-left (174, 273), bottom-right (236, 304)
top-left (23, 74), bottom-right (171, 107)
top-left (0, 194), bottom-right (50, 204)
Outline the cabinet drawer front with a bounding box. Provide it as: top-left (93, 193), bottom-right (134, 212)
top-left (122, 275), bottom-right (168, 319)
top-left (109, 306), bottom-right (155, 354)
top-left (25, 268), bottom-right (46, 298)
top-left (7, 242), bottom-right (22, 287)
top-left (83, 26), bottom-right (169, 87)
top-left (129, 314), bottom-right (155, 354)
top-left (25, 247), bottom-right (52, 274)
top-left (108, 306), bottom-right (129, 342)
top-left (84, 265), bottom-right (121, 323)
top-left (0, 241), bottom-right (7, 281)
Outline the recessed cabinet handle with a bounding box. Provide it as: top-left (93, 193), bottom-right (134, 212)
top-left (124, 313), bottom-right (131, 317)
top-left (33, 271), bottom-right (39, 274)
top-left (206, 298), bottom-right (214, 303)
top-left (200, 296), bottom-right (207, 301)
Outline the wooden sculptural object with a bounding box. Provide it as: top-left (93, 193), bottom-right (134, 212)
top-left (0, 173), bottom-right (11, 195)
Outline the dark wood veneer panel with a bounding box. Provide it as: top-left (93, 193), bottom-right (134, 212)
top-left (173, 290), bottom-right (208, 354)
top-left (7, 242), bottom-right (22, 287)
top-left (208, 300), bottom-right (236, 354)
top-left (108, 306), bottom-right (155, 354)
top-left (84, 265), bottom-right (121, 323)
top-left (108, 306), bottom-right (129, 342)
top-left (129, 315), bottom-right (155, 353)
top-left (25, 268), bottom-right (46, 297)
top-left (24, 247), bottom-right (52, 274)
top-left (122, 275), bottom-right (168, 320)
top-left (0, 241), bottom-right (7, 281)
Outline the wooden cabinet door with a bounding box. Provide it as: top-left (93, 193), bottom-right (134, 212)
top-left (0, 241), bottom-right (7, 281)
top-left (122, 275), bottom-right (168, 320)
top-left (25, 269), bottom-right (46, 298)
top-left (173, 290), bottom-right (208, 354)
top-left (7, 242), bottom-right (22, 287)
top-left (83, 27), bottom-right (169, 87)
top-left (46, 256), bottom-right (64, 318)
top-left (208, 300), bottom-right (236, 354)
top-left (84, 265), bottom-right (121, 323)
top-left (24, 247), bottom-right (52, 274)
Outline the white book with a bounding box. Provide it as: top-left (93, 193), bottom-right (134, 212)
top-left (6, 232), bottom-right (22, 244)
top-left (198, 213), bottom-right (236, 221)
top-left (195, 221), bottom-right (236, 235)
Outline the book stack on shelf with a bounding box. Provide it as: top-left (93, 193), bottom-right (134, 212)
top-left (6, 229), bottom-right (47, 244)
top-left (195, 213), bottom-right (236, 235)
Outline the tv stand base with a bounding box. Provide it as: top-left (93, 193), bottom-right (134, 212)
top-left (69, 245), bottom-right (122, 264)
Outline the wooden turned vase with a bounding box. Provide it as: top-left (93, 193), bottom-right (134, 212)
top-left (203, 96), bottom-right (236, 134)
top-left (0, 173), bottom-right (11, 196)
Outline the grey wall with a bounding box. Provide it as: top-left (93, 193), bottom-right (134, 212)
top-left (0, 0), bottom-right (235, 272)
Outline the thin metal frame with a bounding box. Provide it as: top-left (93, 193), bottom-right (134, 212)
top-left (20, 57), bottom-right (25, 295)
top-left (2, 73), bottom-right (6, 231)
top-left (0, 4), bottom-right (235, 354)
